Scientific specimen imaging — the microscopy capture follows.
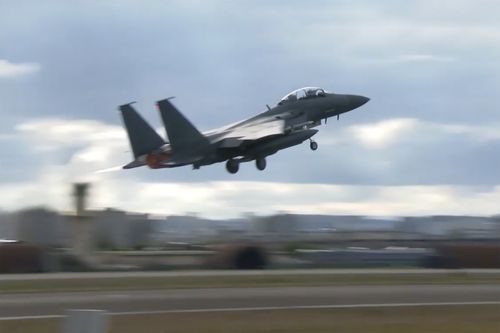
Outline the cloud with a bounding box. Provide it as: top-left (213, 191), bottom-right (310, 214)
top-left (1, 176), bottom-right (499, 218)
top-left (0, 59), bottom-right (40, 78)
top-left (16, 118), bottom-right (125, 152)
top-left (341, 118), bottom-right (500, 150)
top-left (14, 119), bottom-right (131, 186)
top-left (437, 123), bottom-right (500, 141)
top-left (347, 118), bottom-right (418, 149)
top-left (95, 182), bottom-right (500, 218)
top-left (11, 116), bottom-right (500, 187)
top-left (357, 54), bottom-right (458, 65)
top-left (395, 54), bottom-right (456, 63)
top-left (1, 116), bottom-right (499, 218)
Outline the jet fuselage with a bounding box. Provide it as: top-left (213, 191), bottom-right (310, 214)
top-left (118, 87), bottom-right (369, 173)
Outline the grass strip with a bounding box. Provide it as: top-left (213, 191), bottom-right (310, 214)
top-left (2, 272), bottom-right (500, 294)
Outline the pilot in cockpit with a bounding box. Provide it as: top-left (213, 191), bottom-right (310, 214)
top-left (305, 89), bottom-right (316, 97)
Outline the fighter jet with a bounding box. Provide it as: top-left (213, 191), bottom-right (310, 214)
top-left (119, 87), bottom-right (369, 174)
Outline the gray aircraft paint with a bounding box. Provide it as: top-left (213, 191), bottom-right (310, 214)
top-left (119, 87), bottom-right (369, 173)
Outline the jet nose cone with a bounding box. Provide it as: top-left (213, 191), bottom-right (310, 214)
top-left (349, 95), bottom-right (370, 109)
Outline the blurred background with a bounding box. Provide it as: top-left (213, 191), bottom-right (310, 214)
top-left (0, 182), bottom-right (499, 273)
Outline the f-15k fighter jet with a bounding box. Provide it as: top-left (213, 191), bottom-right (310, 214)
top-left (119, 87), bottom-right (369, 174)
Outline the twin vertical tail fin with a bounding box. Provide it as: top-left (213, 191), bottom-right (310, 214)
top-left (119, 103), bottom-right (165, 158)
top-left (118, 99), bottom-right (211, 168)
top-left (156, 98), bottom-right (211, 161)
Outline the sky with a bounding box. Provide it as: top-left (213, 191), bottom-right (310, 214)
top-left (0, 0), bottom-right (499, 218)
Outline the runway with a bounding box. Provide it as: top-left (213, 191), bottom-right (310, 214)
top-left (2, 268), bottom-right (500, 281)
top-left (1, 284), bottom-right (499, 319)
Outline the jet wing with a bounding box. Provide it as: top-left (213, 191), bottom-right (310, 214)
top-left (217, 118), bottom-right (285, 148)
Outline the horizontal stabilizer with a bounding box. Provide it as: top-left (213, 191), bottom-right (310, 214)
top-left (123, 159), bottom-right (146, 169)
top-left (119, 103), bottom-right (165, 158)
top-left (156, 99), bottom-right (210, 158)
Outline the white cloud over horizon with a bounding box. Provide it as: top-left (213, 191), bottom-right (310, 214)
top-left (344, 118), bottom-right (500, 149)
top-left (0, 59), bottom-right (40, 78)
top-left (16, 116), bottom-right (500, 156)
top-left (2, 116), bottom-right (499, 218)
top-left (1, 177), bottom-right (499, 219)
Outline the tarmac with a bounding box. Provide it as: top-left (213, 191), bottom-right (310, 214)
top-left (2, 268), bottom-right (500, 281)
top-left (1, 284), bottom-right (499, 319)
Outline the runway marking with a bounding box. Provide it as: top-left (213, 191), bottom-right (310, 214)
top-left (1, 301), bottom-right (499, 321)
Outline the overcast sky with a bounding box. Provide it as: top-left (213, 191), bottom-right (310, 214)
top-left (1, 0), bottom-right (499, 218)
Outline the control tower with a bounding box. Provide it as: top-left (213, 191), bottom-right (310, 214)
top-left (72, 183), bottom-right (94, 262)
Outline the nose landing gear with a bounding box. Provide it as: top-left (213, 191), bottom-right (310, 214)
top-left (309, 139), bottom-right (318, 151)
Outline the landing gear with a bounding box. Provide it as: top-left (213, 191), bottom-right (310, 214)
top-left (226, 159), bottom-right (239, 174)
top-left (255, 157), bottom-right (267, 171)
top-left (309, 140), bottom-right (318, 151)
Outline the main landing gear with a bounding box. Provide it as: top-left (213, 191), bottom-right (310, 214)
top-left (226, 157), bottom-right (267, 174)
top-left (309, 139), bottom-right (318, 151)
top-left (226, 159), bottom-right (239, 174)
top-left (255, 157), bottom-right (266, 171)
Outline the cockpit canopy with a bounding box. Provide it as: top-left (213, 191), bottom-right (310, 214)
top-left (278, 87), bottom-right (328, 105)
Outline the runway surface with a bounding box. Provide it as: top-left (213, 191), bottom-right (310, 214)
top-left (2, 268), bottom-right (500, 281)
top-left (1, 284), bottom-right (499, 319)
